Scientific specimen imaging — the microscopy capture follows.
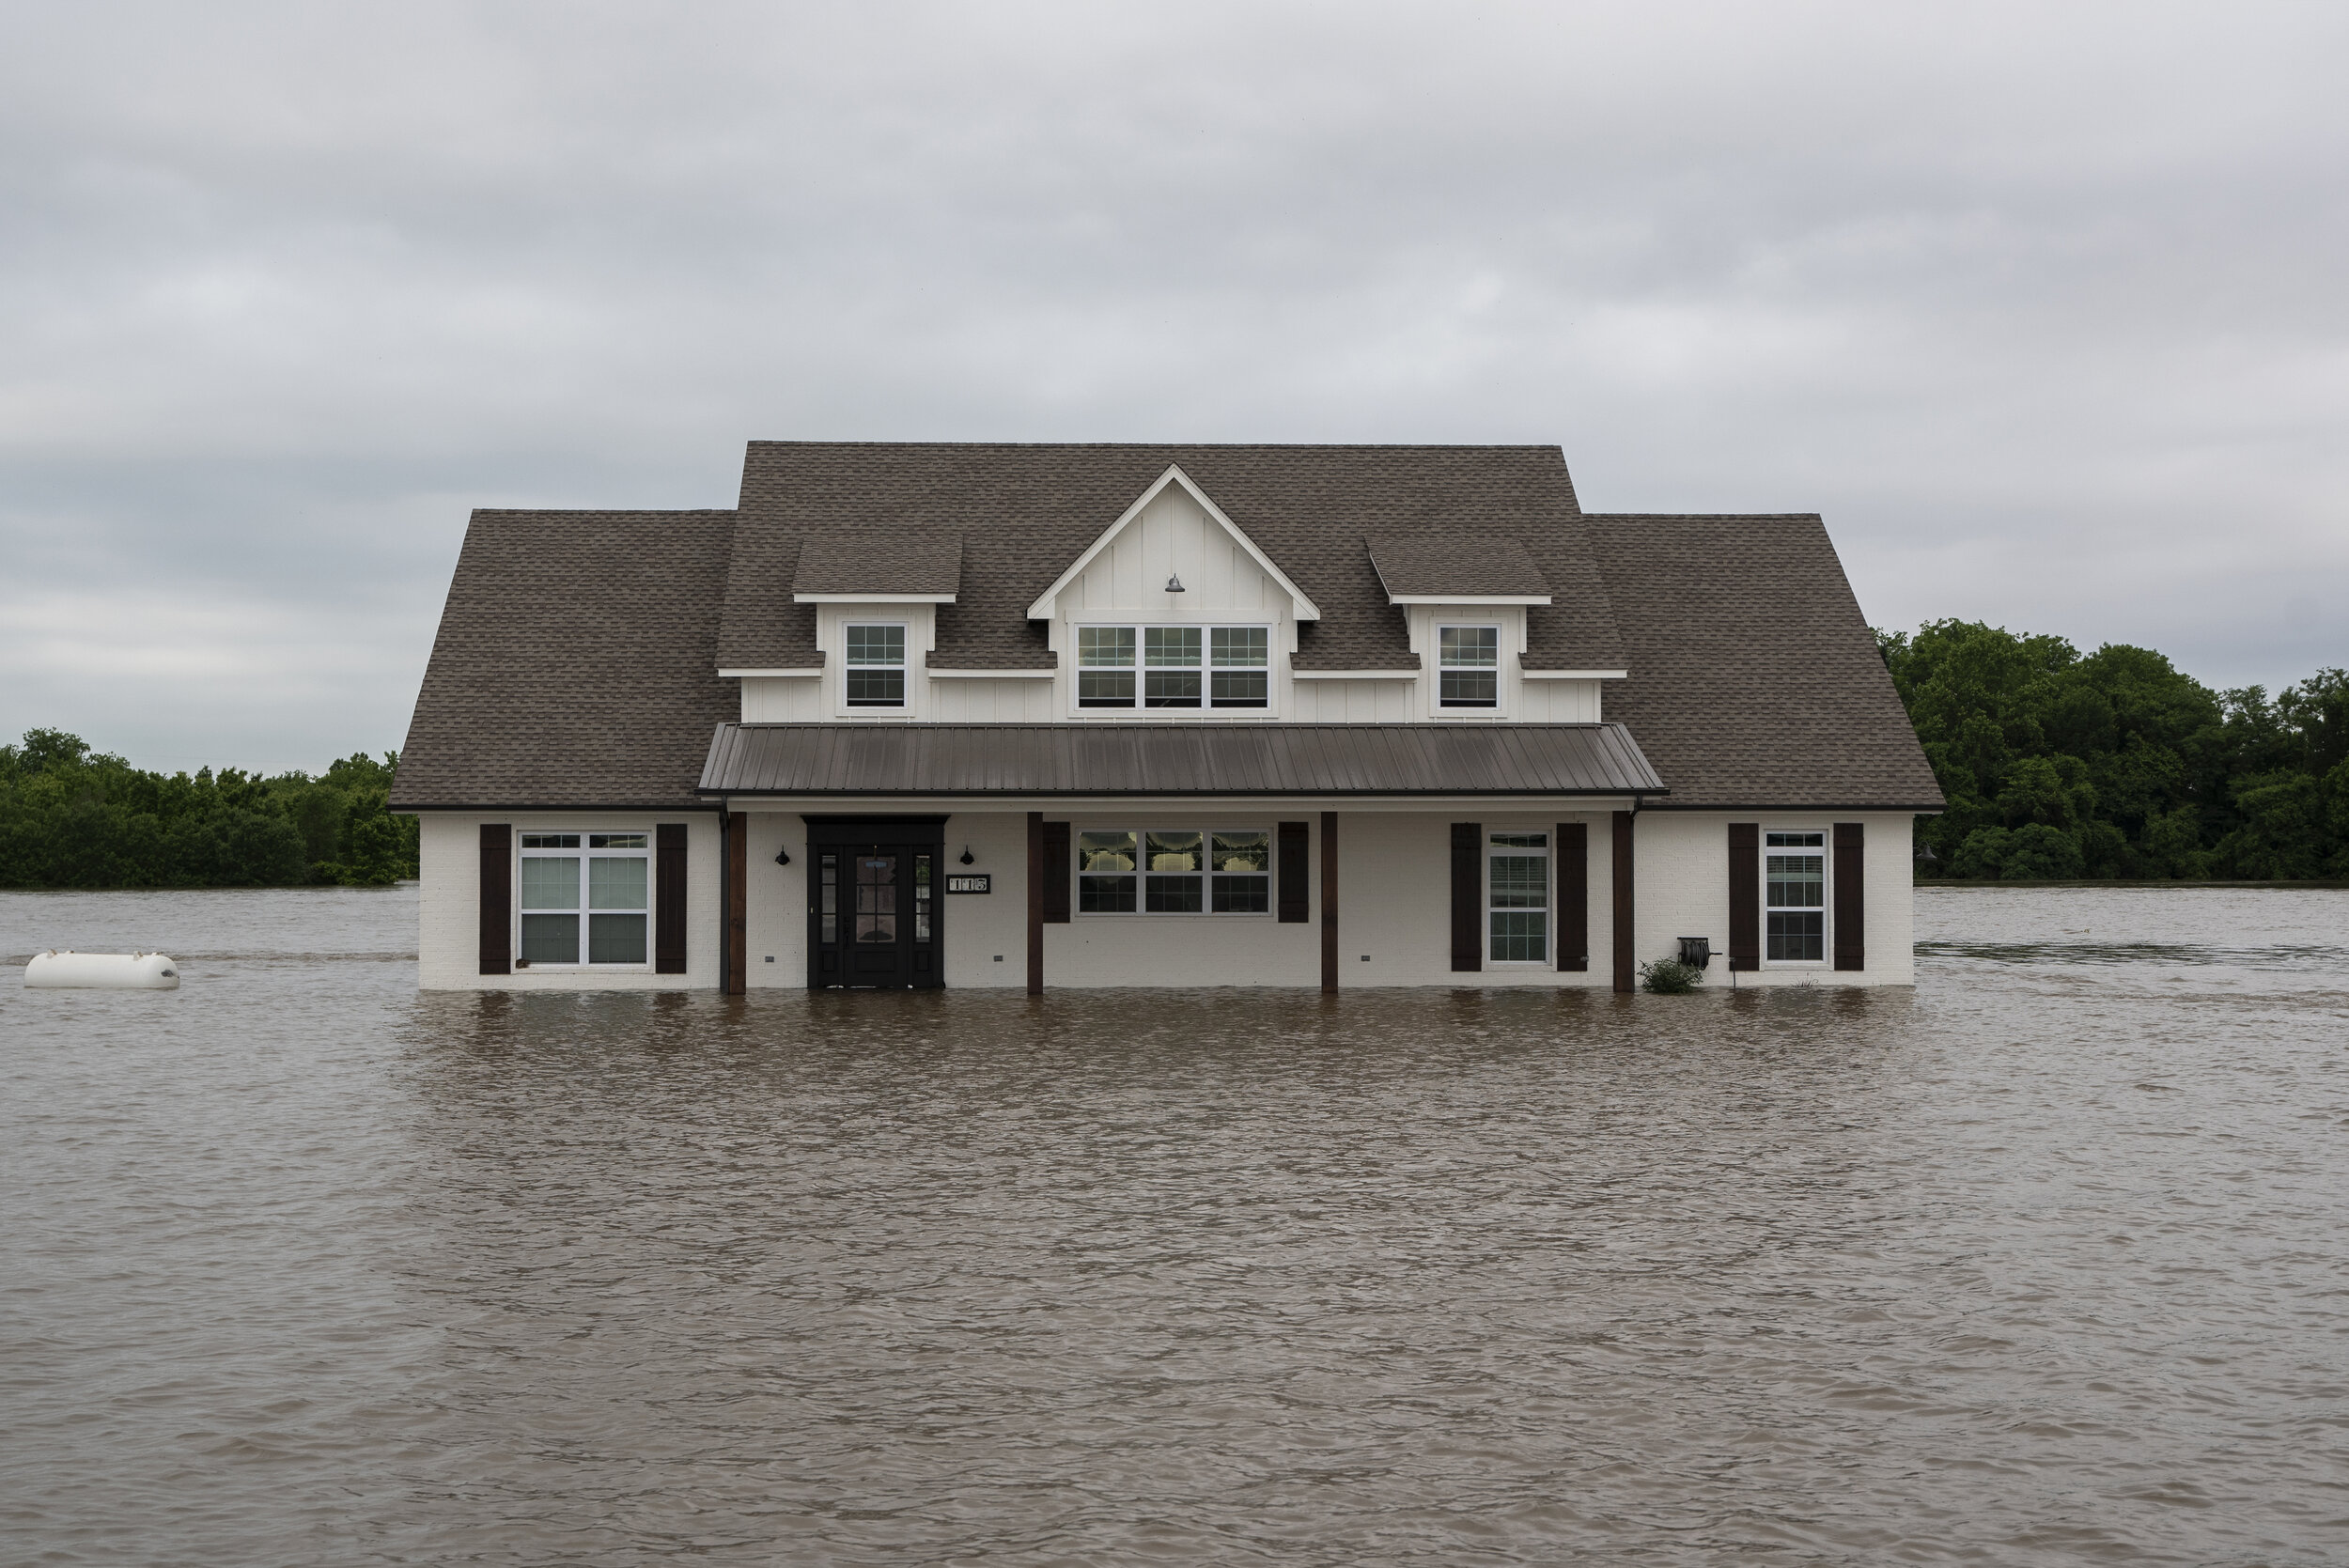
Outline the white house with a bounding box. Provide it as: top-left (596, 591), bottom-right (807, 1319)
top-left (391, 442), bottom-right (1942, 992)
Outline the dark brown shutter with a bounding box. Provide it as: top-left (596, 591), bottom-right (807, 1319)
top-left (1728, 823), bottom-right (1760, 971)
top-left (1833, 822), bottom-right (1865, 970)
top-left (654, 823), bottom-right (688, 973)
top-left (1556, 821), bottom-right (1588, 971)
top-left (1277, 820), bottom-right (1310, 923)
top-left (1041, 821), bottom-right (1071, 923)
top-left (1611, 811), bottom-right (1635, 993)
top-left (478, 823), bottom-right (511, 975)
top-left (1451, 822), bottom-right (1482, 972)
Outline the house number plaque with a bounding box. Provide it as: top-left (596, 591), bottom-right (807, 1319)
top-left (945, 874), bottom-right (991, 894)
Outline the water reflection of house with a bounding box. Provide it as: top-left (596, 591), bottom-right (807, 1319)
top-left (391, 444), bottom-right (1942, 992)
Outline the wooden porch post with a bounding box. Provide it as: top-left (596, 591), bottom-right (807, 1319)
top-left (1320, 811), bottom-right (1338, 994)
top-left (1611, 809), bottom-right (1635, 994)
top-left (1026, 811), bottom-right (1044, 996)
top-left (724, 812), bottom-right (747, 995)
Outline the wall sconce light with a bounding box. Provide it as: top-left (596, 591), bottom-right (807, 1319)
top-left (774, 846), bottom-right (791, 866)
top-left (959, 846), bottom-right (974, 865)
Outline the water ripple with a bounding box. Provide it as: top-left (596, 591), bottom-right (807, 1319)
top-left (3, 884), bottom-right (2346, 1565)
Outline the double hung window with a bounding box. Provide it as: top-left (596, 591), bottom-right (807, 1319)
top-left (1488, 831), bottom-right (1548, 961)
top-left (1075, 626), bottom-right (1269, 709)
top-left (1765, 831), bottom-right (1827, 961)
top-left (1076, 828), bottom-right (1270, 913)
top-left (845, 623), bottom-right (906, 707)
top-left (1439, 626), bottom-right (1499, 707)
top-left (518, 832), bottom-right (650, 965)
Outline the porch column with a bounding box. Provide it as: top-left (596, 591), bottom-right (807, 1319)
top-left (1320, 811), bottom-right (1338, 994)
top-left (1026, 810), bottom-right (1044, 996)
top-left (725, 811), bottom-right (747, 995)
top-left (1611, 809), bottom-right (1635, 994)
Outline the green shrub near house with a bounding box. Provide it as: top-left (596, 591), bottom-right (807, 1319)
top-left (0, 729), bottom-right (419, 889)
top-left (1878, 621), bottom-right (2349, 880)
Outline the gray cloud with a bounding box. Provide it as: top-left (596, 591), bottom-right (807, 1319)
top-left (4, 0), bottom-right (2343, 770)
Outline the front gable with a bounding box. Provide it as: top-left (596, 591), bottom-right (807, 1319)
top-left (1025, 466), bottom-right (1321, 624)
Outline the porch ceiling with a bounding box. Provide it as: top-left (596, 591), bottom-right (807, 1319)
top-left (698, 722), bottom-right (1666, 798)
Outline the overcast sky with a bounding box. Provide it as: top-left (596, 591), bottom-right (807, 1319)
top-left (3, 2), bottom-right (2343, 774)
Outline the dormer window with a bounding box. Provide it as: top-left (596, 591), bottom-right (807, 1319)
top-left (1076, 624), bottom-right (1270, 710)
top-left (844, 623), bottom-right (906, 707)
top-left (1438, 626), bottom-right (1500, 707)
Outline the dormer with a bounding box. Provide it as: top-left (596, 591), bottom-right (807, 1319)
top-left (1028, 465), bottom-right (1320, 721)
top-left (794, 532), bottom-right (961, 720)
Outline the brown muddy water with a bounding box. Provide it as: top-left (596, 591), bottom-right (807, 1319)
top-left (3, 887), bottom-right (2346, 1566)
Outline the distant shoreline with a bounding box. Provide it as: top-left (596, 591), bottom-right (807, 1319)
top-left (1915, 877), bottom-right (2349, 890)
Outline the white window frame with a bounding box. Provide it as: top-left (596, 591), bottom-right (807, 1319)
top-left (515, 831), bottom-right (653, 969)
top-left (1485, 827), bottom-right (1550, 965)
top-left (1068, 624), bottom-right (1273, 716)
top-left (1071, 825), bottom-right (1275, 916)
top-left (1437, 623), bottom-right (1502, 711)
top-left (1761, 828), bottom-right (1830, 968)
top-left (842, 620), bottom-right (909, 710)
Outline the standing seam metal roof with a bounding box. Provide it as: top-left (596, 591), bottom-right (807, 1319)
top-left (698, 722), bottom-right (1666, 797)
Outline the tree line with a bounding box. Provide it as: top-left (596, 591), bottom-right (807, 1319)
top-left (0, 729), bottom-right (419, 889)
top-left (6, 619), bottom-right (2344, 889)
top-left (1880, 622), bottom-right (2348, 880)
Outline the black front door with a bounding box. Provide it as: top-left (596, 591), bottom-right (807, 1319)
top-left (807, 820), bottom-right (944, 988)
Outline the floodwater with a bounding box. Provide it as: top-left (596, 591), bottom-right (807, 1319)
top-left (4, 888), bottom-right (2345, 1566)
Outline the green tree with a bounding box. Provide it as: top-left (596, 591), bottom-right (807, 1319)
top-left (1881, 622), bottom-right (2340, 881)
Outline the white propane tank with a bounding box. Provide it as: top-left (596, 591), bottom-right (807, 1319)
top-left (24, 951), bottom-right (181, 990)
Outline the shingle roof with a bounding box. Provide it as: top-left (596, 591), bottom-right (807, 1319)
top-left (1587, 515), bottom-right (1944, 811)
top-left (792, 532), bottom-right (963, 598)
top-left (391, 510), bottom-right (733, 809)
top-left (721, 443), bottom-right (1624, 674)
top-left (700, 722), bottom-right (1664, 797)
top-left (1367, 535), bottom-right (1550, 600)
top-left (392, 447), bottom-right (1940, 814)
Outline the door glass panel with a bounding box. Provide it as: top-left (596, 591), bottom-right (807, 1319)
top-left (819, 854), bottom-right (839, 942)
top-left (856, 855), bottom-right (897, 942)
top-left (914, 854), bottom-right (932, 942)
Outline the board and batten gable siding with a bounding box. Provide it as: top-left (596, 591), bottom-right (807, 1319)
top-left (417, 813), bottom-right (723, 990)
top-left (1042, 479), bottom-right (1300, 720)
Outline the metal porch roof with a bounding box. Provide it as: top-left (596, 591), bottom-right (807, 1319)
top-left (698, 722), bottom-right (1667, 798)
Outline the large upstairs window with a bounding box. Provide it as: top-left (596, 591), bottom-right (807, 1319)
top-left (1076, 625), bottom-right (1269, 709)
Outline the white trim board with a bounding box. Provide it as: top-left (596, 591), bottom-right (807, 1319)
top-left (719, 667), bottom-right (822, 678)
top-left (1291, 669), bottom-right (1420, 681)
top-left (1025, 464), bottom-right (1322, 623)
top-left (793, 593), bottom-right (957, 604)
top-left (1386, 594), bottom-right (1553, 606)
top-left (929, 668), bottom-right (1056, 680)
top-left (1521, 669), bottom-right (1627, 680)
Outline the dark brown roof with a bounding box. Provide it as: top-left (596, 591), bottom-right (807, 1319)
top-left (792, 531), bottom-right (963, 598)
top-left (1587, 515), bottom-right (1944, 811)
top-left (391, 509), bottom-right (733, 809)
top-left (1367, 535), bottom-right (1550, 600)
top-left (721, 443), bottom-right (1623, 674)
top-left (392, 447), bottom-right (1939, 814)
top-left (700, 723), bottom-right (1664, 797)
